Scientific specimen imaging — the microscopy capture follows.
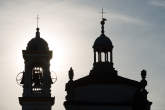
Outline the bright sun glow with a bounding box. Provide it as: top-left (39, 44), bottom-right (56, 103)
top-left (43, 29), bottom-right (71, 74)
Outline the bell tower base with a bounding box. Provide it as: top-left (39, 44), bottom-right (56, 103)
top-left (19, 97), bottom-right (55, 110)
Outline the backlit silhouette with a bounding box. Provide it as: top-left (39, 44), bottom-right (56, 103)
top-left (18, 27), bottom-right (55, 110)
top-left (64, 15), bottom-right (152, 110)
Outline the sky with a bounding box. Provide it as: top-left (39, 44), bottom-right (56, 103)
top-left (0, 0), bottom-right (165, 110)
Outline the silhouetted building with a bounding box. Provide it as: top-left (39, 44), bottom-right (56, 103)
top-left (19, 27), bottom-right (54, 110)
top-left (64, 17), bottom-right (152, 110)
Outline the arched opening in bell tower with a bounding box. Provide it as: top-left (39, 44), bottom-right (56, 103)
top-left (32, 66), bottom-right (43, 94)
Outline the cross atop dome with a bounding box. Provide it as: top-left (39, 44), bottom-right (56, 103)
top-left (36, 15), bottom-right (40, 38)
top-left (101, 8), bottom-right (106, 19)
top-left (101, 8), bottom-right (107, 34)
top-left (37, 14), bottom-right (40, 28)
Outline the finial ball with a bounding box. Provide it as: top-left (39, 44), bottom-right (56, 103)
top-left (37, 28), bottom-right (39, 31)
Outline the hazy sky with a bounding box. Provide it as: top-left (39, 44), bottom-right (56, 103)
top-left (0, 0), bottom-right (164, 110)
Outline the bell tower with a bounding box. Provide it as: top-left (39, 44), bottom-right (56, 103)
top-left (18, 27), bottom-right (54, 110)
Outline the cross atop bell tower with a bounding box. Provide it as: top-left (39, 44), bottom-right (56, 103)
top-left (37, 15), bottom-right (39, 28)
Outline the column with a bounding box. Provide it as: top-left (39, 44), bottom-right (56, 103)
top-left (98, 52), bottom-right (101, 62)
top-left (94, 51), bottom-right (96, 63)
top-left (104, 52), bottom-right (106, 62)
top-left (110, 51), bottom-right (113, 63)
top-left (107, 52), bottom-right (109, 62)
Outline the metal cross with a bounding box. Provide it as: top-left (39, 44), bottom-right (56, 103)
top-left (37, 15), bottom-right (40, 28)
top-left (101, 8), bottom-right (106, 19)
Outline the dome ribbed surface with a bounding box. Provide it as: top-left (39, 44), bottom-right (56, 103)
top-left (93, 34), bottom-right (113, 51)
top-left (26, 37), bottom-right (49, 51)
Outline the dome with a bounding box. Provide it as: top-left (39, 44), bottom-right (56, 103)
top-left (27, 37), bottom-right (49, 51)
top-left (93, 34), bottom-right (113, 51)
top-left (26, 28), bottom-right (49, 51)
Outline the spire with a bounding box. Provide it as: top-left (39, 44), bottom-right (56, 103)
top-left (100, 8), bottom-right (107, 35)
top-left (36, 15), bottom-right (40, 38)
top-left (36, 27), bottom-right (40, 38)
